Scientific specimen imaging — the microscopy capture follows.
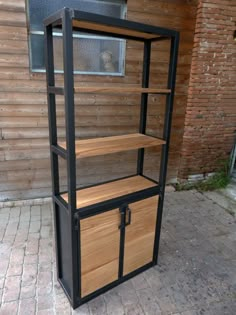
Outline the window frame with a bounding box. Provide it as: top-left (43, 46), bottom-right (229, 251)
top-left (26, 0), bottom-right (127, 76)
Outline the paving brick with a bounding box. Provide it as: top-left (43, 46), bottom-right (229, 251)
top-left (31, 205), bottom-right (41, 216)
top-left (4, 222), bottom-right (18, 237)
top-left (37, 295), bottom-right (54, 311)
top-left (20, 284), bottom-right (36, 299)
top-left (25, 239), bottom-right (39, 255)
top-left (0, 301), bottom-right (18, 315)
top-left (88, 296), bottom-right (107, 315)
top-left (124, 304), bottom-right (145, 315)
top-left (37, 271), bottom-right (52, 296)
top-left (7, 264), bottom-right (23, 277)
top-left (0, 208), bottom-right (10, 215)
top-left (24, 254), bottom-right (38, 265)
top-left (29, 221), bottom-right (41, 234)
top-left (117, 282), bottom-right (139, 306)
top-left (18, 298), bottom-right (36, 315)
top-left (72, 303), bottom-right (90, 315)
top-left (10, 248), bottom-right (24, 265)
top-left (103, 291), bottom-right (125, 315)
top-left (40, 226), bottom-right (52, 239)
top-left (136, 287), bottom-right (162, 315)
top-left (22, 264), bottom-right (38, 287)
top-left (9, 208), bottom-right (20, 222)
top-left (3, 276), bottom-right (21, 303)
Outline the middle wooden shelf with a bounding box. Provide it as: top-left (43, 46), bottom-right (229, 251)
top-left (58, 133), bottom-right (166, 158)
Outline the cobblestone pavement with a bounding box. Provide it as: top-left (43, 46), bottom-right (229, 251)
top-left (0, 190), bottom-right (235, 315)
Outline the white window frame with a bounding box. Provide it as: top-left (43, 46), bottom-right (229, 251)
top-left (26, 0), bottom-right (127, 76)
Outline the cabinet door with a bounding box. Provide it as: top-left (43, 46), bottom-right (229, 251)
top-left (123, 196), bottom-right (158, 275)
top-left (80, 209), bottom-right (120, 297)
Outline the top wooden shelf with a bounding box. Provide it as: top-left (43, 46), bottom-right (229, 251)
top-left (58, 133), bottom-right (165, 159)
top-left (44, 8), bottom-right (178, 41)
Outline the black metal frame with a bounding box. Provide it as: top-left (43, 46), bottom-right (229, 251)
top-left (44, 7), bottom-right (179, 309)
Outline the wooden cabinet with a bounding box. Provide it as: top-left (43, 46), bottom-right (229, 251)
top-left (123, 196), bottom-right (158, 275)
top-left (80, 195), bottom-right (158, 296)
top-left (80, 209), bottom-right (120, 297)
top-left (45, 7), bottom-right (179, 309)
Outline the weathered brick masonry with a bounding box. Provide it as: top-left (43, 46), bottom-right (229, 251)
top-left (179, 0), bottom-right (236, 179)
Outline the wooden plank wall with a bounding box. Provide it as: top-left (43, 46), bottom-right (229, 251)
top-left (0, 0), bottom-right (197, 201)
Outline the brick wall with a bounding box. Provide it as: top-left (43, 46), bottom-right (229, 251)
top-left (179, 0), bottom-right (236, 179)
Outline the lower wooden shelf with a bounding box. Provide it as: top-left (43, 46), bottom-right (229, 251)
top-left (61, 175), bottom-right (157, 209)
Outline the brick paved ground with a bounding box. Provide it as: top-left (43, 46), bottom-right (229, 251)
top-left (0, 190), bottom-right (235, 315)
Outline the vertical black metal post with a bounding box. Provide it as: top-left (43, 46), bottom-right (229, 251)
top-left (153, 33), bottom-right (179, 264)
top-left (137, 40), bottom-right (151, 175)
top-left (45, 24), bottom-right (61, 278)
top-left (45, 24), bottom-right (59, 196)
top-left (62, 8), bottom-right (79, 306)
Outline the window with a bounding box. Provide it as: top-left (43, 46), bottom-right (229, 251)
top-left (27, 0), bottom-right (126, 75)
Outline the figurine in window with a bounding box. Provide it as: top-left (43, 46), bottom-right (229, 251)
top-left (100, 50), bottom-right (115, 72)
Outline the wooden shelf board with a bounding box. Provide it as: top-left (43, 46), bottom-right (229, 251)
top-left (61, 175), bottom-right (157, 209)
top-left (72, 20), bottom-right (159, 40)
top-left (73, 86), bottom-right (171, 94)
top-left (58, 133), bottom-right (165, 158)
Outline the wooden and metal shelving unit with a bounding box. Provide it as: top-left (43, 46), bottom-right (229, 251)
top-left (44, 8), bottom-right (179, 309)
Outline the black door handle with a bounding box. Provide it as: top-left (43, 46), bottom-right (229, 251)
top-left (119, 205), bottom-right (132, 229)
top-left (125, 206), bottom-right (131, 226)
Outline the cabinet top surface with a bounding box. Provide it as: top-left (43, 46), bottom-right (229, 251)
top-left (61, 175), bottom-right (157, 209)
top-left (44, 8), bottom-right (178, 40)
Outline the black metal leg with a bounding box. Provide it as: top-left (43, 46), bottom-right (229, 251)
top-left (153, 34), bottom-right (179, 264)
top-left (62, 8), bottom-right (79, 305)
top-left (137, 40), bottom-right (151, 175)
top-left (45, 24), bottom-right (61, 278)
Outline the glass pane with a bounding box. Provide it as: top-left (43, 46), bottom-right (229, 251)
top-left (30, 34), bottom-right (45, 70)
top-left (73, 37), bottom-right (124, 73)
top-left (31, 33), bottom-right (124, 74)
top-left (29, 0), bottom-right (126, 32)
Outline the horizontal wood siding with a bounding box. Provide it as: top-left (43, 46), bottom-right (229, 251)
top-left (0, 0), bottom-right (197, 201)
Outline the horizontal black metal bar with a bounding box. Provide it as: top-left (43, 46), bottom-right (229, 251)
top-left (152, 36), bottom-right (170, 42)
top-left (44, 10), bottom-right (63, 27)
top-left (53, 195), bottom-right (69, 213)
top-left (48, 86), bottom-right (64, 95)
top-left (78, 186), bottom-right (160, 219)
top-left (51, 145), bottom-right (67, 159)
top-left (77, 262), bottom-right (154, 307)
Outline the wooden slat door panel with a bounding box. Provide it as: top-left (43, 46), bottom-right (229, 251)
top-left (80, 209), bottom-right (120, 297)
top-left (123, 196), bottom-right (158, 275)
